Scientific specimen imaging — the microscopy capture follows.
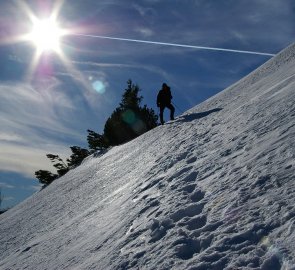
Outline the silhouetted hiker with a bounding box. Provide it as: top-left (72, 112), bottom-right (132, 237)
top-left (157, 83), bottom-right (175, 125)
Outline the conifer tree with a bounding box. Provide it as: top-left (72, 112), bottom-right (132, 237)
top-left (35, 170), bottom-right (58, 187)
top-left (120, 79), bottom-right (142, 109)
top-left (66, 146), bottom-right (90, 168)
top-left (46, 154), bottom-right (69, 176)
top-left (103, 80), bottom-right (158, 146)
top-left (87, 129), bottom-right (109, 152)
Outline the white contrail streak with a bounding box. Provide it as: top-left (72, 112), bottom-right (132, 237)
top-left (72, 34), bottom-right (275, 57)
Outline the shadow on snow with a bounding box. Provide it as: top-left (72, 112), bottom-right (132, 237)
top-left (171, 108), bottom-right (223, 124)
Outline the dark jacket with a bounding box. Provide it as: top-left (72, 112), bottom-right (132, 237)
top-left (157, 88), bottom-right (172, 107)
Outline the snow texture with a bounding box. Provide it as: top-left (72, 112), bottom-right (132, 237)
top-left (1, 43), bottom-right (295, 270)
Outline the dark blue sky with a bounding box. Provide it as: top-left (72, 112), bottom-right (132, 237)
top-left (0, 0), bottom-right (294, 209)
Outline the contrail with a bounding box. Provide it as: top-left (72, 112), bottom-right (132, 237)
top-left (72, 34), bottom-right (275, 57)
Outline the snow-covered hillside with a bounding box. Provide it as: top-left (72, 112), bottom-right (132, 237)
top-left (1, 43), bottom-right (295, 270)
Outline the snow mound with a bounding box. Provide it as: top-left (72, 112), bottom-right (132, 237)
top-left (1, 43), bottom-right (295, 270)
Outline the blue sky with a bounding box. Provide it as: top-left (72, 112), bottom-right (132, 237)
top-left (0, 0), bottom-right (294, 209)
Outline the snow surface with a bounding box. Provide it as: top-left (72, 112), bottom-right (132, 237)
top-left (1, 43), bottom-right (295, 270)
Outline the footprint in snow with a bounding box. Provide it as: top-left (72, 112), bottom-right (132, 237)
top-left (190, 190), bottom-right (205, 202)
top-left (148, 218), bottom-right (174, 243)
top-left (170, 202), bottom-right (205, 223)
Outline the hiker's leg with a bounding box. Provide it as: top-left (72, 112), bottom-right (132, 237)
top-left (167, 103), bottom-right (175, 120)
top-left (159, 106), bottom-right (165, 124)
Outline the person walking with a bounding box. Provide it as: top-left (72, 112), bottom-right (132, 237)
top-left (157, 83), bottom-right (175, 125)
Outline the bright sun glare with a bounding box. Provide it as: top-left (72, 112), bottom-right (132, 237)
top-left (28, 18), bottom-right (64, 53)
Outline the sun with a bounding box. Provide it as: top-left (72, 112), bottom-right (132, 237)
top-left (5, 1), bottom-right (90, 90)
top-left (28, 18), bottom-right (65, 54)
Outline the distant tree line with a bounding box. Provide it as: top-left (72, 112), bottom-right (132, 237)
top-left (35, 80), bottom-right (158, 188)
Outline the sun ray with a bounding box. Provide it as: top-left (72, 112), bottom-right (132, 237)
top-left (50, 0), bottom-right (66, 21)
top-left (24, 49), bottom-right (43, 83)
top-left (15, 0), bottom-right (36, 29)
top-left (0, 34), bottom-right (29, 46)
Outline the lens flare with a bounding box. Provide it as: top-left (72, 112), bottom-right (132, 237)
top-left (122, 110), bottom-right (136, 124)
top-left (92, 80), bottom-right (106, 94)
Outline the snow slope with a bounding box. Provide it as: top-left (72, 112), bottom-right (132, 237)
top-left (1, 43), bottom-right (295, 270)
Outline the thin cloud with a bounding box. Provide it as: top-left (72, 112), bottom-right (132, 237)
top-left (70, 61), bottom-right (134, 69)
top-left (0, 133), bottom-right (25, 143)
top-left (3, 196), bottom-right (14, 201)
top-left (0, 142), bottom-right (71, 177)
top-left (132, 4), bottom-right (157, 20)
top-left (0, 82), bottom-right (81, 141)
top-left (0, 182), bottom-right (14, 189)
top-left (135, 27), bottom-right (154, 38)
top-left (70, 60), bottom-right (169, 76)
top-left (0, 79), bottom-right (106, 177)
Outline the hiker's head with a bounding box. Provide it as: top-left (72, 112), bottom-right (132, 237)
top-left (162, 83), bottom-right (169, 90)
